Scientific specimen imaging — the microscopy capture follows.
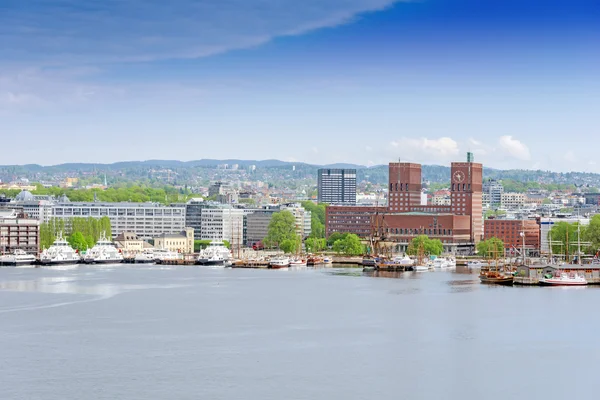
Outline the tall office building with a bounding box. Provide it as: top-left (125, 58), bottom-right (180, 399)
top-left (317, 169), bottom-right (356, 205)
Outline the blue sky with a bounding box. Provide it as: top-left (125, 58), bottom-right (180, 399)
top-left (1, 0), bottom-right (599, 171)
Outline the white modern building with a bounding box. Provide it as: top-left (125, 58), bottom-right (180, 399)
top-left (501, 192), bottom-right (526, 209)
top-left (51, 201), bottom-right (186, 239)
top-left (200, 207), bottom-right (245, 249)
top-left (280, 203), bottom-right (312, 239)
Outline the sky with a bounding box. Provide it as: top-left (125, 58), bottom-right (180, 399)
top-left (1, 0), bottom-right (599, 171)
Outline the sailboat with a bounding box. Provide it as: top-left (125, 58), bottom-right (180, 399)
top-left (479, 246), bottom-right (513, 285)
top-left (413, 242), bottom-right (430, 272)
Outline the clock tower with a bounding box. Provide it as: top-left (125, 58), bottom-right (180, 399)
top-left (450, 153), bottom-right (483, 243)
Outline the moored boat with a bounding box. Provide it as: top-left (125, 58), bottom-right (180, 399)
top-left (289, 257), bottom-right (307, 267)
top-left (269, 256), bottom-right (290, 269)
top-left (83, 232), bottom-right (123, 264)
top-left (0, 249), bottom-right (37, 267)
top-left (39, 233), bottom-right (81, 266)
top-left (539, 272), bottom-right (587, 286)
top-left (196, 241), bottom-right (232, 266)
top-left (479, 270), bottom-right (514, 285)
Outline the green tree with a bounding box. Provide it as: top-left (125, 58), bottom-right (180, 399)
top-left (305, 237), bottom-right (326, 253)
top-left (332, 234), bottom-right (364, 256)
top-left (407, 235), bottom-right (443, 257)
top-left (280, 238), bottom-right (301, 254)
top-left (549, 221), bottom-right (587, 256)
top-left (263, 210), bottom-right (298, 249)
top-left (68, 232), bottom-right (89, 252)
top-left (477, 237), bottom-right (505, 258)
top-left (301, 201), bottom-right (327, 239)
top-left (326, 232), bottom-right (347, 247)
top-left (585, 215), bottom-right (600, 254)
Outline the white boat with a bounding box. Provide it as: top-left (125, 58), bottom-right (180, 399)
top-left (39, 233), bottom-right (81, 266)
top-left (414, 264), bottom-right (430, 272)
top-left (153, 248), bottom-right (183, 263)
top-left (82, 232), bottom-right (123, 264)
top-left (196, 241), bottom-right (232, 266)
top-left (134, 249), bottom-right (156, 264)
top-left (540, 272), bottom-right (588, 286)
top-left (269, 256), bottom-right (290, 269)
top-left (432, 257), bottom-right (456, 269)
top-left (322, 256), bottom-right (333, 264)
top-left (289, 257), bottom-right (307, 267)
top-left (467, 260), bottom-right (483, 269)
top-left (0, 249), bottom-right (37, 266)
top-left (392, 254), bottom-right (414, 266)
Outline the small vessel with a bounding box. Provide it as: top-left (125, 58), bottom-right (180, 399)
top-left (362, 256), bottom-right (377, 267)
top-left (0, 249), bottom-right (37, 267)
top-left (134, 249), bottom-right (155, 264)
top-left (539, 272), bottom-right (588, 286)
top-left (153, 248), bottom-right (183, 263)
top-left (39, 233), bottom-right (81, 266)
top-left (289, 257), bottom-right (307, 267)
top-left (307, 255), bottom-right (323, 266)
top-left (83, 232), bottom-right (123, 264)
top-left (467, 260), bottom-right (483, 269)
top-left (432, 258), bottom-right (449, 269)
top-left (269, 256), bottom-right (290, 269)
top-left (322, 256), bottom-right (333, 264)
top-left (196, 241), bottom-right (232, 266)
top-left (392, 254), bottom-right (414, 266)
top-left (479, 270), bottom-right (513, 285)
top-left (414, 264), bottom-right (430, 272)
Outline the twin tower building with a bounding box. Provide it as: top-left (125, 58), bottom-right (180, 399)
top-left (323, 153), bottom-right (483, 254)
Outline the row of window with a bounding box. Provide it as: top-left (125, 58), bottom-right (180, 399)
top-left (386, 228), bottom-right (453, 236)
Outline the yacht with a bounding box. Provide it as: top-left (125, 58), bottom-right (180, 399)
top-left (539, 272), bottom-right (588, 286)
top-left (134, 249), bottom-right (156, 264)
top-left (0, 249), bottom-right (37, 267)
top-left (83, 232), bottom-right (123, 264)
top-left (196, 241), bottom-right (232, 266)
top-left (39, 233), bottom-right (81, 266)
top-left (154, 248), bottom-right (183, 263)
top-left (269, 256), bottom-right (290, 269)
top-left (322, 256), bottom-right (333, 264)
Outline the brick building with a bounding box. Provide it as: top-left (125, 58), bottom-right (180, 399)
top-left (325, 153), bottom-right (483, 254)
top-left (484, 219), bottom-right (540, 255)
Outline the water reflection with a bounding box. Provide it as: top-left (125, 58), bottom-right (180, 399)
top-left (446, 279), bottom-right (478, 293)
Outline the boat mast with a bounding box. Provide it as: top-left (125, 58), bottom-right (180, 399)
top-left (521, 220), bottom-right (526, 266)
top-left (577, 223), bottom-right (581, 266)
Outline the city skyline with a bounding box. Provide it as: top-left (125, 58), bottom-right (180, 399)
top-left (2, 0), bottom-right (599, 172)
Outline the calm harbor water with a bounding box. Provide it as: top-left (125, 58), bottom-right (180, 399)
top-left (1, 264), bottom-right (599, 399)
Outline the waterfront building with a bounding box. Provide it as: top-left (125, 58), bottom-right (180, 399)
top-left (113, 232), bottom-right (146, 253)
top-left (154, 227), bottom-right (194, 254)
top-left (484, 219), bottom-right (540, 256)
top-left (326, 206), bottom-right (387, 238)
top-left (0, 210), bottom-right (40, 254)
top-left (317, 169), bottom-right (357, 205)
top-left (325, 153), bottom-right (484, 254)
top-left (245, 207), bottom-right (279, 245)
top-left (200, 206), bottom-right (245, 249)
top-left (51, 201), bottom-right (186, 239)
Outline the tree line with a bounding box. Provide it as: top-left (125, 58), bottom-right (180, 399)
top-left (40, 217), bottom-right (112, 251)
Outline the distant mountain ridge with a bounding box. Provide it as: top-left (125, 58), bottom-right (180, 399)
top-left (1, 159), bottom-right (599, 187)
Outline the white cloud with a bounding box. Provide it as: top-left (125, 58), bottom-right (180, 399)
top-left (390, 137), bottom-right (460, 163)
top-left (1, 0), bottom-right (401, 65)
top-left (498, 135), bottom-right (531, 161)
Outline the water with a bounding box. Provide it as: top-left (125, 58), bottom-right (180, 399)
top-left (1, 265), bottom-right (598, 399)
